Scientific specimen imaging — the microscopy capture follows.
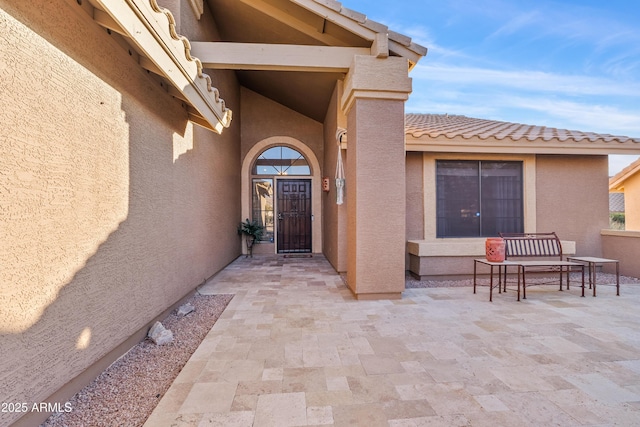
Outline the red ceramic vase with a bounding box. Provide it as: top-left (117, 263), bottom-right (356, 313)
top-left (485, 238), bottom-right (506, 262)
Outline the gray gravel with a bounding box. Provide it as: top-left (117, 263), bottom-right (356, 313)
top-left (41, 292), bottom-right (233, 427)
top-left (406, 271), bottom-right (640, 288)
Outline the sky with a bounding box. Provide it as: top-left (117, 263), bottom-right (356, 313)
top-left (341, 0), bottom-right (640, 175)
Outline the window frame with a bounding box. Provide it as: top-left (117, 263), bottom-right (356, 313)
top-left (435, 160), bottom-right (524, 238)
top-left (422, 153), bottom-right (536, 242)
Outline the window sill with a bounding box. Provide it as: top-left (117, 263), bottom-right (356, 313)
top-left (407, 239), bottom-right (576, 257)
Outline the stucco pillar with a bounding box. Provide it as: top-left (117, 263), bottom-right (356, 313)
top-left (341, 56), bottom-right (412, 299)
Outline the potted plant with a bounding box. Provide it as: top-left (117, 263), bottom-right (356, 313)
top-left (237, 218), bottom-right (265, 258)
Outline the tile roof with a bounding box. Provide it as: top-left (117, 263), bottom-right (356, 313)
top-left (308, 0), bottom-right (428, 57)
top-left (609, 193), bottom-right (625, 213)
top-left (405, 113), bottom-right (640, 144)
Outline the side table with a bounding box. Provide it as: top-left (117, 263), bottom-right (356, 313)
top-left (473, 259), bottom-right (519, 302)
top-left (566, 257), bottom-right (620, 296)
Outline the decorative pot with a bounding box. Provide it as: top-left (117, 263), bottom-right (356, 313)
top-left (485, 238), bottom-right (506, 262)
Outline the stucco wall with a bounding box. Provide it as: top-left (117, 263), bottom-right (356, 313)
top-left (405, 152), bottom-right (424, 268)
top-left (623, 172), bottom-right (640, 231)
top-left (240, 87), bottom-right (324, 167)
top-left (346, 97), bottom-right (406, 296)
top-left (536, 155), bottom-right (609, 256)
top-left (407, 153), bottom-right (607, 278)
top-left (322, 84), bottom-right (347, 272)
top-left (602, 230), bottom-right (640, 278)
top-left (0, 2), bottom-right (241, 425)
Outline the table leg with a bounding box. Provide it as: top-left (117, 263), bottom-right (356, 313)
top-left (489, 265), bottom-right (493, 302)
top-left (522, 266), bottom-right (527, 300)
top-left (517, 265), bottom-right (521, 301)
top-left (473, 260), bottom-right (477, 294)
top-left (559, 266), bottom-right (564, 291)
top-left (616, 262), bottom-right (620, 296)
top-left (503, 265), bottom-right (508, 292)
top-left (592, 262), bottom-right (597, 297)
top-left (581, 265), bottom-right (585, 297)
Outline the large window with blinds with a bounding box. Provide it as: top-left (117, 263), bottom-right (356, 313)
top-left (436, 160), bottom-right (524, 237)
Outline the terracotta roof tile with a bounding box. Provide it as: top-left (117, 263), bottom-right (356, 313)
top-left (609, 193), bottom-right (625, 212)
top-left (308, 0), bottom-right (427, 57)
top-left (405, 113), bottom-right (640, 144)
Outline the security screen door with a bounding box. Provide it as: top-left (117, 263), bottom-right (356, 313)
top-left (276, 179), bottom-right (312, 253)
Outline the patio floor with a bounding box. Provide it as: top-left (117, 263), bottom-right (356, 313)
top-left (145, 255), bottom-right (640, 426)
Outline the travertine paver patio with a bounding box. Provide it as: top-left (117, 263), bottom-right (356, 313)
top-left (145, 255), bottom-right (640, 426)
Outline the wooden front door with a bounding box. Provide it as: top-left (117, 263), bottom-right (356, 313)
top-left (277, 179), bottom-right (312, 253)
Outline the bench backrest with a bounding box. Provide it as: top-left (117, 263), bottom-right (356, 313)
top-left (498, 232), bottom-right (563, 260)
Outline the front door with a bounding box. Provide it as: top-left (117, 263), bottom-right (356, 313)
top-left (277, 179), bottom-right (312, 253)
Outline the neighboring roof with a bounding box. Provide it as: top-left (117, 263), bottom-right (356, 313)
top-left (609, 193), bottom-right (625, 213)
top-left (405, 114), bottom-right (640, 155)
top-left (609, 157), bottom-right (640, 191)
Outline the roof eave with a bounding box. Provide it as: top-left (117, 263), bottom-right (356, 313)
top-left (406, 136), bottom-right (640, 156)
top-left (91, 0), bottom-right (232, 133)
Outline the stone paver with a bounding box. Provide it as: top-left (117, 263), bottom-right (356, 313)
top-left (145, 255), bottom-right (640, 426)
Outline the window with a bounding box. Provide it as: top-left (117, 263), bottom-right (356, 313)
top-left (436, 160), bottom-right (523, 237)
top-left (252, 179), bottom-right (274, 242)
top-left (253, 146), bottom-right (310, 176)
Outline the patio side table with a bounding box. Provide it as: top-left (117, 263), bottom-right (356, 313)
top-left (473, 259), bottom-right (519, 302)
top-left (566, 257), bottom-right (620, 297)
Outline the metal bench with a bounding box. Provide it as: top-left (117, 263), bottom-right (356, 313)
top-left (499, 232), bottom-right (585, 300)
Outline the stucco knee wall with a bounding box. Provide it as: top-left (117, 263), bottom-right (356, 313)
top-left (602, 230), bottom-right (640, 278)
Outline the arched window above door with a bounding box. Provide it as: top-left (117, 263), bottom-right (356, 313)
top-left (253, 146), bottom-right (310, 176)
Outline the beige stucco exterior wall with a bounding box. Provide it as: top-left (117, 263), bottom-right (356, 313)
top-left (622, 172), bottom-right (640, 231)
top-left (536, 155), bottom-right (609, 256)
top-left (405, 152), bottom-right (424, 267)
top-left (322, 84), bottom-right (348, 272)
top-left (407, 153), bottom-right (606, 278)
top-left (602, 230), bottom-right (640, 277)
top-left (346, 97), bottom-right (407, 296)
top-left (240, 88), bottom-right (324, 168)
top-left (0, 2), bottom-right (241, 425)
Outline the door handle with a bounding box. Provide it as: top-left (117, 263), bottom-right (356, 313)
top-left (278, 212), bottom-right (283, 220)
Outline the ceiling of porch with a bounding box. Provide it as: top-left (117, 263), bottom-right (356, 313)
top-left (205, 0), bottom-right (426, 122)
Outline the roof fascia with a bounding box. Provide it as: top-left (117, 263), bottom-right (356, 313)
top-left (91, 0), bottom-right (232, 133)
top-left (406, 137), bottom-right (640, 155)
top-left (290, 0), bottom-right (426, 67)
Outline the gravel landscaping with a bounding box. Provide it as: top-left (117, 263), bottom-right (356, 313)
top-left (41, 292), bottom-right (233, 427)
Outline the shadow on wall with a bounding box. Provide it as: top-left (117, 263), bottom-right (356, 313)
top-left (0, 3), bottom-right (242, 425)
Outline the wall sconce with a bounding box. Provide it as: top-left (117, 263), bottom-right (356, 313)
top-left (322, 177), bottom-right (330, 192)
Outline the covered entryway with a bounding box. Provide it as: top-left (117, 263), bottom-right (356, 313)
top-left (242, 138), bottom-right (322, 255)
top-left (277, 179), bottom-right (312, 253)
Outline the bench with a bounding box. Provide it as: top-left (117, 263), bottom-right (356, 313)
top-left (499, 232), bottom-right (585, 300)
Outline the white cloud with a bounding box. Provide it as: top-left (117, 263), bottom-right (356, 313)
top-left (498, 96), bottom-right (640, 135)
top-left (412, 63), bottom-right (640, 98)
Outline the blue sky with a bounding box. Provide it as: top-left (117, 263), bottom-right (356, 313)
top-left (341, 0), bottom-right (640, 175)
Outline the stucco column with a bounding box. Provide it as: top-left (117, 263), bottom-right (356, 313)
top-left (341, 56), bottom-right (412, 299)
